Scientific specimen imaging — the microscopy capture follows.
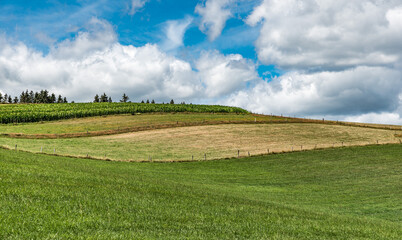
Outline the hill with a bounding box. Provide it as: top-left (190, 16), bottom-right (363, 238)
top-left (1, 145), bottom-right (401, 239)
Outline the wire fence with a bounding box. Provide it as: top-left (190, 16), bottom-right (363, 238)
top-left (8, 138), bottom-right (402, 162)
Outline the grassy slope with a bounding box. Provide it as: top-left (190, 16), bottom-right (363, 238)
top-left (1, 123), bottom-right (400, 161)
top-left (1, 145), bottom-right (401, 239)
top-left (1, 112), bottom-right (401, 137)
top-left (0, 113), bottom-right (277, 135)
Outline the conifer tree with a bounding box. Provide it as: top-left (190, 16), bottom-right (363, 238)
top-left (94, 94), bottom-right (100, 103)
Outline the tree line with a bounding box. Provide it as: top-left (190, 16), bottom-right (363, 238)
top-left (0, 89), bottom-right (185, 105)
top-left (0, 90), bottom-right (68, 104)
top-left (94, 93), bottom-right (184, 105)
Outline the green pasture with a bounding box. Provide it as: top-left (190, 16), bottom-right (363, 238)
top-left (0, 145), bottom-right (401, 239)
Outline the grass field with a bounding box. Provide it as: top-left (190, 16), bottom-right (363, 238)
top-left (1, 123), bottom-right (400, 161)
top-left (0, 145), bottom-right (401, 239)
top-left (0, 113), bottom-right (277, 136)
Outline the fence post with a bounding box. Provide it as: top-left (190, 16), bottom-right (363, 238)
top-left (267, 149), bottom-right (269, 154)
top-left (192, 155), bottom-right (194, 161)
top-left (15, 144), bottom-right (17, 151)
top-left (248, 151), bottom-right (250, 157)
top-left (204, 153), bottom-right (206, 161)
top-left (237, 150), bottom-right (240, 158)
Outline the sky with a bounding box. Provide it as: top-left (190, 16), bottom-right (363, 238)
top-left (0, 0), bottom-right (402, 124)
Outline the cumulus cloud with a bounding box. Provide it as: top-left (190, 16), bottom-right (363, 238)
top-left (247, 0), bottom-right (402, 71)
top-left (197, 51), bottom-right (258, 98)
top-left (344, 112), bottom-right (402, 125)
top-left (0, 18), bottom-right (258, 103)
top-left (223, 67), bottom-right (402, 116)
top-left (129, 0), bottom-right (149, 15)
top-left (195, 0), bottom-right (232, 41)
top-left (230, 0), bottom-right (402, 124)
top-left (161, 16), bottom-right (193, 51)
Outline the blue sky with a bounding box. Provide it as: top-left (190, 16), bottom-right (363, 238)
top-left (0, 0), bottom-right (280, 77)
top-left (1, 0), bottom-right (402, 124)
top-left (0, 1), bottom-right (261, 64)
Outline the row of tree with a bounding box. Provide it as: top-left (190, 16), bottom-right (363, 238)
top-left (0, 90), bottom-right (185, 105)
top-left (93, 93), bottom-right (184, 105)
top-left (0, 90), bottom-right (68, 104)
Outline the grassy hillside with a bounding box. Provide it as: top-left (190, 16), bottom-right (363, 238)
top-left (1, 123), bottom-right (400, 161)
top-left (1, 145), bottom-right (401, 239)
top-left (0, 113), bottom-right (278, 136)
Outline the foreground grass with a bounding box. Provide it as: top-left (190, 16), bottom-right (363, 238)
top-left (1, 123), bottom-right (400, 161)
top-left (1, 145), bottom-right (401, 239)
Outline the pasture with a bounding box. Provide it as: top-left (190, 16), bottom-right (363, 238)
top-left (1, 145), bottom-right (401, 239)
top-left (1, 121), bottom-right (400, 161)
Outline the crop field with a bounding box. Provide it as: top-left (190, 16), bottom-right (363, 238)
top-left (1, 122), bottom-right (401, 161)
top-left (1, 145), bottom-right (401, 239)
top-left (0, 102), bottom-right (248, 124)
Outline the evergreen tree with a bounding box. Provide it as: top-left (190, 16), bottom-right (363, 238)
top-left (146, 99), bottom-right (150, 104)
top-left (3, 94), bottom-right (8, 103)
top-left (141, 100), bottom-right (144, 103)
top-left (13, 96), bottom-right (19, 104)
top-left (27, 91), bottom-right (33, 103)
top-left (0, 93), bottom-right (3, 103)
top-left (108, 97), bottom-right (112, 103)
top-left (50, 93), bottom-right (56, 103)
top-left (63, 97), bottom-right (67, 103)
top-left (100, 93), bottom-right (108, 102)
top-left (57, 95), bottom-right (63, 103)
top-left (8, 95), bottom-right (12, 104)
top-left (120, 93), bottom-right (129, 103)
top-left (151, 99), bottom-right (155, 104)
top-left (94, 94), bottom-right (100, 103)
top-left (170, 99), bottom-right (174, 104)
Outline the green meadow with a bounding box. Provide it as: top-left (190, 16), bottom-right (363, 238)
top-left (1, 145), bottom-right (401, 239)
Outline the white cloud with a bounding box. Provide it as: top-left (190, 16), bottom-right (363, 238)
top-left (229, 0), bottom-right (402, 124)
top-left (344, 112), bottom-right (402, 125)
top-left (0, 18), bottom-right (258, 103)
top-left (195, 0), bottom-right (232, 41)
top-left (129, 0), bottom-right (149, 15)
top-left (223, 67), bottom-right (402, 117)
top-left (161, 16), bottom-right (193, 51)
top-left (247, 0), bottom-right (402, 71)
top-left (197, 51), bottom-right (258, 98)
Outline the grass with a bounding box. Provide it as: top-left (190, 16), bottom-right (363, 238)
top-left (0, 113), bottom-right (277, 135)
top-left (0, 145), bottom-right (401, 239)
top-left (1, 123), bottom-right (400, 161)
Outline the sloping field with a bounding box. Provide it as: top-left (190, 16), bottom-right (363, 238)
top-left (0, 113), bottom-right (279, 136)
top-left (1, 123), bottom-right (400, 161)
top-left (1, 145), bottom-right (401, 239)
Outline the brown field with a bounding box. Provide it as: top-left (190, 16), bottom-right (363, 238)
top-left (1, 123), bottom-right (401, 162)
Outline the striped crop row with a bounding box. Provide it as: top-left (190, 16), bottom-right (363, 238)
top-left (0, 103), bottom-right (248, 124)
